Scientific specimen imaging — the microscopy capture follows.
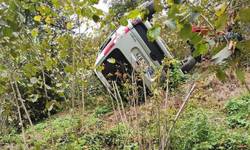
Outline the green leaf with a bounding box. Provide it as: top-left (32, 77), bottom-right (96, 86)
top-left (192, 6), bottom-right (203, 12)
top-left (10, 50), bottom-right (20, 58)
top-left (211, 46), bottom-right (231, 64)
top-left (46, 59), bottom-right (52, 69)
top-left (154, 0), bottom-right (164, 12)
top-left (106, 15), bottom-right (112, 22)
top-left (34, 15), bottom-right (41, 22)
top-left (216, 69), bottom-right (226, 81)
top-left (92, 15), bottom-right (100, 23)
top-left (173, 0), bottom-right (184, 4)
top-left (4, 110), bottom-right (10, 116)
top-left (3, 27), bottom-right (13, 38)
top-left (85, 59), bottom-right (90, 66)
top-left (244, 40), bottom-right (250, 52)
top-left (126, 9), bottom-right (140, 19)
top-left (120, 17), bottom-right (128, 26)
top-left (30, 77), bottom-right (39, 84)
top-left (54, 102), bottom-right (62, 109)
top-left (89, 0), bottom-right (99, 4)
top-left (215, 13), bottom-right (228, 31)
top-left (193, 42), bottom-right (207, 57)
top-left (147, 24), bottom-right (161, 42)
top-left (188, 11), bottom-right (200, 23)
top-left (46, 102), bottom-right (53, 111)
top-left (9, 0), bottom-right (17, 10)
top-left (236, 41), bottom-right (244, 51)
top-left (124, 83), bottom-right (130, 88)
top-left (60, 51), bottom-right (67, 58)
top-left (0, 65), bottom-right (6, 70)
top-left (179, 23), bottom-right (191, 40)
top-left (190, 32), bottom-right (201, 44)
top-left (163, 20), bottom-right (177, 30)
top-left (168, 6), bottom-right (179, 19)
top-left (0, 86), bottom-right (5, 94)
top-left (31, 28), bottom-right (38, 37)
top-left (239, 8), bottom-right (250, 22)
top-left (236, 69), bottom-right (245, 84)
top-left (78, 62), bottom-right (84, 68)
top-left (96, 65), bottom-right (103, 72)
top-left (18, 12), bottom-right (25, 23)
top-left (57, 90), bottom-right (64, 97)
top-left (64, 65), bottom-right (72, 73)
top-left (81, 80), bottom-right (88, 86)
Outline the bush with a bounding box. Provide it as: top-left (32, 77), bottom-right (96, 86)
top-left (224, 94), bottom-right (250, 128)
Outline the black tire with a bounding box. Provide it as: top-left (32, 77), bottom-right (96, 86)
top-left (143, 1), bottom-right (156, 21)
top-left (181, 57), bottom-right (197, 74)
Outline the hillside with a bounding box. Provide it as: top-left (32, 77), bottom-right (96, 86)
top-left (1, 61), bottom-right (250, 150)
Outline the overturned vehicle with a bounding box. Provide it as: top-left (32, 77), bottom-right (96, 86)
top-left (94, 1), bottom-right (196, 98)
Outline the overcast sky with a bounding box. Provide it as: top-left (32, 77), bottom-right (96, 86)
top-left (94, 0), bottom-right (109, 13)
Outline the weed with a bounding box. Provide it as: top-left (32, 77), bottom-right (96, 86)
top-left (224, 94), bottom-right (250, 128)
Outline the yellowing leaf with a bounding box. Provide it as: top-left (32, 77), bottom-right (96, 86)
top-left (215, 4), bottom-right (226, 16)
top-left (31, 28), bottom-right (38, 37)
top-left (34, 15), bottom-right (41, 22)
top-left (45, 16), bottom-right (51, 24)
top-left (67, 22), bottom-right (71, 29)
top-left (167, 0), bottom-right (173, 5)
top-left (54, 102), bottom-right (62, 109)
top-left (46, 102), bottom-right (53, 111)
top-left (41, 5), bottom-right (46, 10)
top-left (107, 58), bottom-right (116, 64)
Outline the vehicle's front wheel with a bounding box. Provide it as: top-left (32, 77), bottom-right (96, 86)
top-left (143, 1), bottom-right (156, 21)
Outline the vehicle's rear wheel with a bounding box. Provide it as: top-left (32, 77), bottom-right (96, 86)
top-left (181, 57), bottom-right (197, 74)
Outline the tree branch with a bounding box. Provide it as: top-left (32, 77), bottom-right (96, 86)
top-left (165, 83), bottom-right (196, 149)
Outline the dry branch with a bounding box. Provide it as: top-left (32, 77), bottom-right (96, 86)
top-left (165, 83), bottom-right (196, 149)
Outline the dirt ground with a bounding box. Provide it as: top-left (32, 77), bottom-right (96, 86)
top-left (106, 62), bottom-right (250, 127)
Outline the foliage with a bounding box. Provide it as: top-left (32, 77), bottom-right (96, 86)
top-left (171, 107), bottom-right (250, 150)
top-left (225, 94), bottom-right (250, 128)
top-left (0, 0), bottom-right (250, 149)
top-left (104, 0), bottom-right (147, 18)
top-left (168, 61), bottom-right (188, 89)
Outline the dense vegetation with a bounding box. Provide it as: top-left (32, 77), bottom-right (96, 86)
top-left (0, 0), bottom-right (250, 149)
